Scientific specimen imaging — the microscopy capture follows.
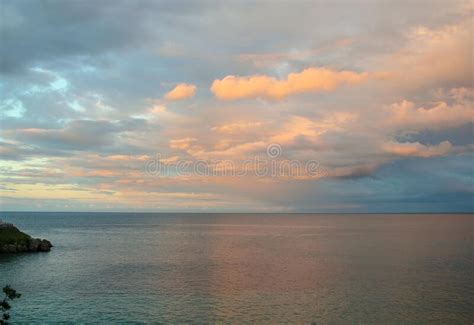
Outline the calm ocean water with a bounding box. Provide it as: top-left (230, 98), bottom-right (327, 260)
top-left (0, 212), bottom-right (472, 324)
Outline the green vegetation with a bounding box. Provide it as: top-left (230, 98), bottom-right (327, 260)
top-left (0, 226), bottom-right (31, 246)
top-left (1, 285), bottom-right (21, 325)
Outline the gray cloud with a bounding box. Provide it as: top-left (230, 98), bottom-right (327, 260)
top-left (1, 0), bottom-right (203, 73)
top-left (5, 118), bottom-right (147, 154)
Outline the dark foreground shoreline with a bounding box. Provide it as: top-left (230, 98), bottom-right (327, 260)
top-left (0, 221), bottom-right (52, 253)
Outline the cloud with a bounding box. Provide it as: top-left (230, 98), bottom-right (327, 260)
top-left (164, 83), bottom-right (196, 100)
top-left (8, 119), bottom-right (146, 153)
top-left (270, 113), bottom-right (355, 145)
top-left (0, 141), bottom-right (29, 161)
top-left (0, 1), bottom-right (211, 74)
top-left (211, 67), bottom-right (370, 100)
top-left (106, 155), bottom-right (150, 162)
top-left (1, 0), bottom-right (473, 212)
top-left (169, 137), bottom-right (198, 151)
top-left (212, 122), bottom-right (264, 134)
top-left (383, 141), bottom-right (453, 157)
top-left (382, 19), bottom-right (472, 90)
top-left (386, 96), bottom-right (473, 131)
top-left (236, 37), bottom-right (353, 68)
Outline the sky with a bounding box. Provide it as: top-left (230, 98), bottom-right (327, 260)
top-left (0, 0), bottom-right (473, 212)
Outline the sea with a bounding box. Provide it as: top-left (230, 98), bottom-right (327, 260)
top-left (0, 212), bottom-right (472, 324)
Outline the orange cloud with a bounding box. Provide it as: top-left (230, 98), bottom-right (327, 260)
top-left (271, 113), bottom-right (355, 144)
top-left (106, 155), bottom-right (150, 162)
top-left (149, 105), bottom-right (167, 114)
top-left (383, 141), bottom-right (453, 158)
top-left (384, 19), bottom-right (472, 89)
top-left (164, 83), bottom-right (196, 100)
top-left (387, 97), bottom-right (473, 131)
top-left (211, 67), bottom-right (370, 100)
top-left (169, 137), bottom-right (197, 150)
top-left (212, 121), bottom-right (264, 134)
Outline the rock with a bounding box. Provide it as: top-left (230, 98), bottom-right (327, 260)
top-left (0, 238), bottom-right (53, 253)
top-left (0, 221), bottom-right (53, 254)
top-left (6, 244), bottom-right (17, 253)
top-left (17, 244), bottom-right (28, 252)
top-left (39, 239), bottom-right (53, 252)
top-left (28, 238), bottom-right (41, 251)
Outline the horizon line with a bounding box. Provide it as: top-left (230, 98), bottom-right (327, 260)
top-left (1, 211), bottom-right (473, 215)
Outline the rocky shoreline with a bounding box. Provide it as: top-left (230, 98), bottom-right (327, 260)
top-left (0, 221), bottom-right (53, 253)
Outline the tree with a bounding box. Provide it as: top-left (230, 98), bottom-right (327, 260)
top-left (1, 286), bottom-right (21, 325)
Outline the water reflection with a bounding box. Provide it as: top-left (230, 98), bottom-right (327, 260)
top-left (0, 213), bottom-right (472, 323)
